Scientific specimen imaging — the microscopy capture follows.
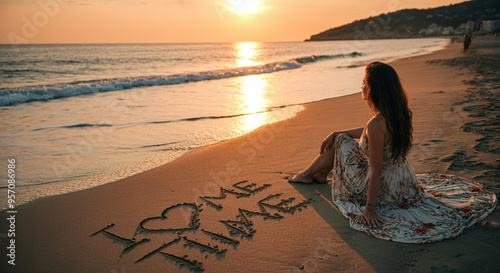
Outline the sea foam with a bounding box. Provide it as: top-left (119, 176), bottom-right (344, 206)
top-left (0, 52), bottom-right (361, 107)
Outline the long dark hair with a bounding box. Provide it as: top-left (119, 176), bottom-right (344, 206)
top-left (365, 61), bottom-right (413, 159)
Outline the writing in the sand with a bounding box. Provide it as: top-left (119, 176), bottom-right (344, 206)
top-left (90, 180), bottom-right (311, 272)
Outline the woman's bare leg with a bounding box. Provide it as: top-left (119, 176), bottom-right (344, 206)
top-left (312, 169), bottom-right (330, 184)
top-left (289, 145), bottom-right (335, 183)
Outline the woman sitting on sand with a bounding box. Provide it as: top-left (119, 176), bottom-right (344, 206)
top-left (289, 61), bottom-right (496, 243)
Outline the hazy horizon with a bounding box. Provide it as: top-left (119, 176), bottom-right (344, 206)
top-left (1, 0), bottom-right (466, 44)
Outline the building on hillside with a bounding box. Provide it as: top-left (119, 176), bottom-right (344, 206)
top-left (481, 20), bottom-right (500, 32)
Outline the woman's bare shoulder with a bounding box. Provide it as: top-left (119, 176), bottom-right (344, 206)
top-left (367, 114), bottom-right (389, 135)
top-left (367, 114), bottom-right (386, 127)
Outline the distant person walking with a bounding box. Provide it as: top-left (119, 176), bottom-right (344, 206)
top-left (463, 34), bottom-right (471, 54)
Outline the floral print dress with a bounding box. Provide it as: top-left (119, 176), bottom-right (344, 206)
top-left (331, 133), bottom-right (497, 243)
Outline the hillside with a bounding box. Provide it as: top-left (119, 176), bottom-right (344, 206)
top-left (306, 0), bottom-right (500, 41)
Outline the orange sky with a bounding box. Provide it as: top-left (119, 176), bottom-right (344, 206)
top-left (0, 0), bottom-right (466, 44)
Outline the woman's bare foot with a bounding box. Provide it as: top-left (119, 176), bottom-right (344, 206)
top-left (288, 171), bottom-right (314, 184)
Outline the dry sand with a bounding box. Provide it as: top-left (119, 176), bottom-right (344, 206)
top-left (1, 38), bottom-right (499, 273)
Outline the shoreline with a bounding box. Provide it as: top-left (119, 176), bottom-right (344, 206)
top-left (1, 39), bottom-right (499, 272)
top-left (0, 39), bottom-right (449, 212)
top-left (0, 40), bottom-right (446, 210)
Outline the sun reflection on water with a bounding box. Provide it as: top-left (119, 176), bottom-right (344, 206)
top-left (234, 42), bottom-right (273, 131)
top-left (235, 42), bottom-right (263, 67)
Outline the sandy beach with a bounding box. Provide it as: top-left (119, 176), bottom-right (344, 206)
top-left (1, 38), bottom-right (499, 273)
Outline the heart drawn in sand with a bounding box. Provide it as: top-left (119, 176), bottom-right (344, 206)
top-left (139, 202), bottom-right (201, 232)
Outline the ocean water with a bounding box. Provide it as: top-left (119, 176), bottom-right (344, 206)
top-left (0, 38), bottom-right (448, 209)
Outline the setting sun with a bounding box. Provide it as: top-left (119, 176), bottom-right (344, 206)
top-left (229, 0), bottom-right (261, 15)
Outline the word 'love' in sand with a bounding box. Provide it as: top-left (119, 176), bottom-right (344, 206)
top-left (90, 180), bottom-right (311, 271)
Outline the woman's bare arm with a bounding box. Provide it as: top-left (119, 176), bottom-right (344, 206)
top-left (341, 127), bottom-right (365, 139)
top-left (361, 118), bottom-right (385, 228)
top-left (320, 127), bottom-right (364, 154)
